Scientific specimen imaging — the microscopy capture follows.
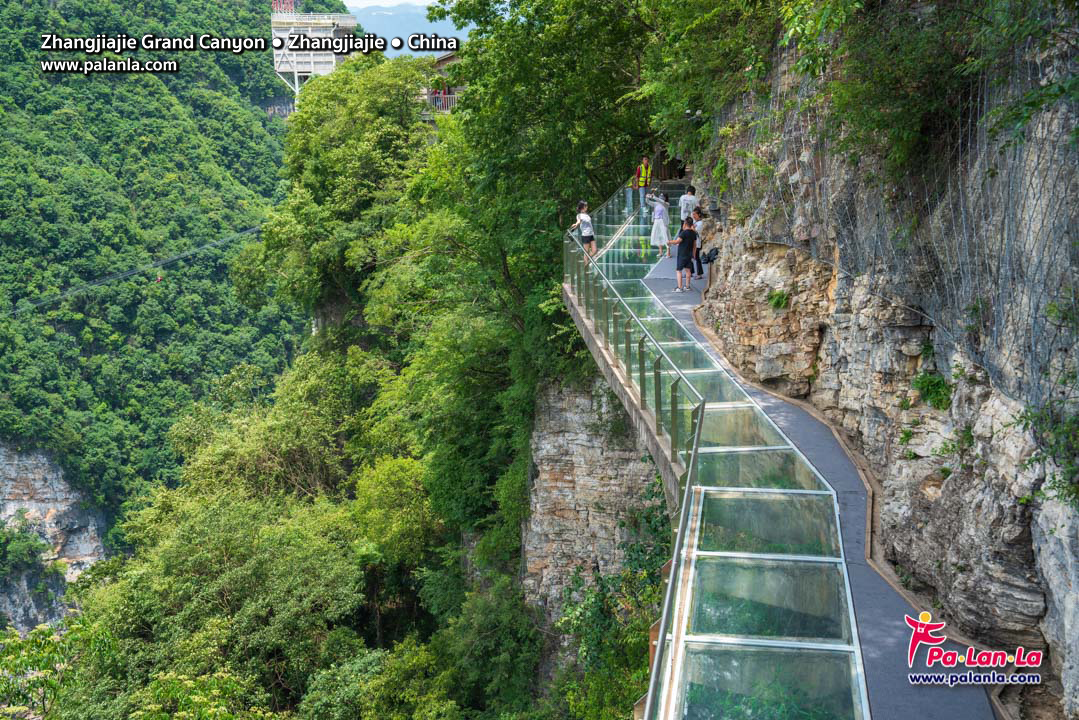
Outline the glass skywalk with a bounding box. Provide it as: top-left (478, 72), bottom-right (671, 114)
top-left (563, 180), bottom-right (871, 720)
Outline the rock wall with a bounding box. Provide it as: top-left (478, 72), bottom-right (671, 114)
top-left (700, 216), bottom-right (1077, 715)
top-left (523, 378), bottom-right (658, 625)
top-left (693, 44), bottom-right (1077, 716)
top-left (0, 444), bottom-right (106, 631)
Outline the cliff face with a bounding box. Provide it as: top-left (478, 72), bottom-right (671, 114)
top-left (0, 444), bottom-right (106, 631)
top-left (694, 41), bottom-right (1077, 717)
top-left (523, 379), bottom-right (657, 625)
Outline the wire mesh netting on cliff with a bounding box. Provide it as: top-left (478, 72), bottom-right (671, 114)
top-left (705, 23), bottom-right (1078, 417)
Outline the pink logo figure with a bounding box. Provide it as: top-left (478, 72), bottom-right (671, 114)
top-left (905, 610), bottom-right (947, 667)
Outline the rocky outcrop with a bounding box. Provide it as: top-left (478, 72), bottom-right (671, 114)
top-left (693, 37), bottom-right (1077, 715)
top-left (523, 379), bottom-right (657, 624)
top-left (0, 565), bottom-right (66, 633)
top-left (1035, 490), bottom-right (1079, 718)
top-left (701, 214), bottom-right (1078, 713)
top-left (699, 222), bottom-right (1055, 638)
top-left (0, 444), bottom-right (106, 631)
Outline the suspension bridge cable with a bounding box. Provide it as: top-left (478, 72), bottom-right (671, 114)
top-left (8, 227), bottom-right (260, 318)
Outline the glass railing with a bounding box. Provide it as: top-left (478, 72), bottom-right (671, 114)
top-left (563, 182), bottom-right (706, 485)
top-left (563, 178), bottom-right (871, 720)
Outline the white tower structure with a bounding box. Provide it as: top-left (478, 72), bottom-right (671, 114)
top-left (271, 0), bottom-right (358, 95)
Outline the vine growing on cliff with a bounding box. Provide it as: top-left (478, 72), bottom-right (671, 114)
top-left (1020, 388), bottom-right (1079, 511)
top-left (0, 514), bottom-right (48, 582)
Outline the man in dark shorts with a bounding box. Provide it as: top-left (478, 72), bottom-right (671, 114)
top-left (671, 218), bottom-right (697, 292)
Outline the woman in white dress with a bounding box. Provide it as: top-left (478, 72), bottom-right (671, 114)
top-left (646, 192), bottom-right (671, 258)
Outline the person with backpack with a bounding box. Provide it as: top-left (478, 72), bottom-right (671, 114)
top-left (570, 200), bottom-right (596, 256)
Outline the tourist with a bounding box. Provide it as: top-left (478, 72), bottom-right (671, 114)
top-left (692, 207), bottom-right (705, 279)
top-left (570, 200), bottom-right (597, 256)
top-left (671, 218), bottom-right (697, 292)
top-left (646, 192), bottom-right (672, 258)
top-left (678, 184), bottom-right (699, 223)
top-left (633, 156), bottom-right (652, 218)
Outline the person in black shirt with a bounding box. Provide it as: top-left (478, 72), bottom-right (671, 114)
top-left (670, 218), bottom-right (697, 293)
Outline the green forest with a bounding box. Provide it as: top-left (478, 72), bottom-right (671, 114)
top-left (0, 0), bottom-right (349, 520)
top-left (0, 0), bottom-right (1074, 717)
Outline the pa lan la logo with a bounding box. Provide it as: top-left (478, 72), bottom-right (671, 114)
top-left (904, 611), bottom-right (1043, 669)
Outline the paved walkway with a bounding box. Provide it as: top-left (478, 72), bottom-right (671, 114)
top-left (642, 255), bottom-right (995, 720)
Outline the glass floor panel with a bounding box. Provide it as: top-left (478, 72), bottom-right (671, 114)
top-left (698, 406), bottom-right (787, 448)
top-left (689, 557), bottom-right (852, 643)
top-left (621, 297), bottom-right (671, 319)
top-left (693, 449), bottom-right (827, 490)
top-left (630, 344), bottom-right (714, 382)
top-left (599, 248), bottom-right (660, 264)
top-left (602, 264), bottom-right (652, 281)
top-left (683, 370), bottom-right (748, 403)
top-left (607, 242), bottom-right (653, 257)
top-left (609, 279), bottom-right (651, 298)
top-left (698, 491), bottom-right (841, 557)
top-left (643, 317), bottom-right (696, 344)
top-left (656, 343), bottom-right (720, 370)
top-left (676, 643), bottom-right (863, 720)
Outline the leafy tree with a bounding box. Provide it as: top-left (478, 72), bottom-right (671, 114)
top-left (352, 456), bottom-right (439, 567)
top-left (431, 0), bottom-right (652, 203)
top-left (54, 490), bottom-right (372, 715)
top-left (433, 576), bottom-right (544, 716)
top-left (637, 0), bottom-right (780, 158)
top-left (0, 623), bottom-right (79, 717)
top-left (261, 55), bottom-right (435, 313)
top-left (127, 672), bottom-right (281, 720)
top-left (0, 0), bottom-right (343, 518)
top-left (299, 639), bottom-right (462, 720)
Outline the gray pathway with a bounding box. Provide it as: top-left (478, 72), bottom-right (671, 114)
top-left (643, 256), bottom-right (995, 720)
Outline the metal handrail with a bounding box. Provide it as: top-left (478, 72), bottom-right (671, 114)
top-left (565, 230), bottom-right (705, 409)
top-left (270, 13), bottom-right (357, 24)
top-left (640, 380), bottom-right (706, 720)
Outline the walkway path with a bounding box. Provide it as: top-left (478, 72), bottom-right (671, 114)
top-left (642, 255), bottom-right (995, 719)
top-left (563, 183), bottom-right (996, 719)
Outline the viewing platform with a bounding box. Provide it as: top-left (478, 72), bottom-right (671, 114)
top-left (271, 8), bottom-right (358, 94)
top-left (562, 180), bottom-right (996, 720)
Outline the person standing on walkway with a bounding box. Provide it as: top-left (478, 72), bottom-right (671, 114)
top-left (646, 192), bottom-right (672, 258)
top-left (670, 218), bottom-right (697, 292)
top-left (633, 156), bottom-right (652, 218)
top-left (692, 207), bottom-right (705, 279)
top-left (570, 200), bottom-right (597, 256)
top-left (678, 184), bottom-right (699, 224)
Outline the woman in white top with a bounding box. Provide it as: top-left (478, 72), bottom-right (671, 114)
top-left (646, 192), bottom-right (671, 258)
top-left (570, 200), bottom-right (596, 255)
